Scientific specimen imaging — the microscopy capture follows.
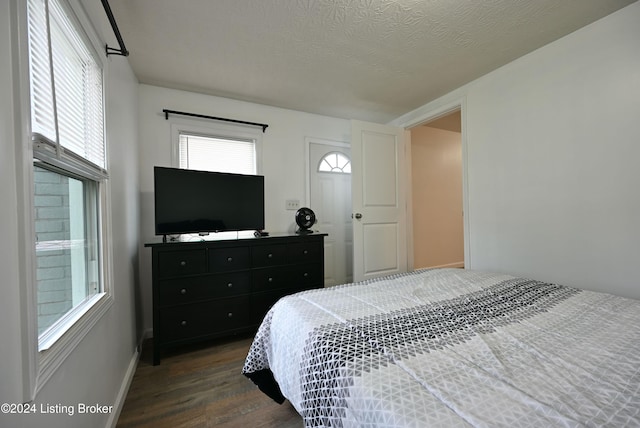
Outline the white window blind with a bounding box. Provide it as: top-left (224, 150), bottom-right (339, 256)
top-left (27, 0), bottom-right (106, 177)
top-left (179, 133), bottom-right (256, 175)
top-left (27, 0), bottom-right (56, 140)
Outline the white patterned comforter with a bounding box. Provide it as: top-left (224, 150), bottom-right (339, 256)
top-left (242, 268), bottom-right (640, 427)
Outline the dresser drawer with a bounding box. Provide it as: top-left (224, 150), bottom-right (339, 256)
top-left (209, 246), bottom-right (250, 271)
top-left (252, 266), bottom-right (291, 292)
top-left (158, 249), bottom-right (207, 278)
top-left (252, 244), bottom-right (287, 267)
top-left (158, 271), bottom-right (251, 306)
top-left (159, 297), bottom-right (251, 343)
top-left (252, 263), bottom-right (322, 292)
top-left (288, 241), bottom-right (323, 263)
top-left (289, 263), bottom-right (323, 286)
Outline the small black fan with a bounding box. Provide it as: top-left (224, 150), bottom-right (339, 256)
top-left (295, 207), bottom-right (316, 234)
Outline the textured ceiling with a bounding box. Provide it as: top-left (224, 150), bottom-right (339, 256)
top-left (108, 0), bottom-right (636, 123)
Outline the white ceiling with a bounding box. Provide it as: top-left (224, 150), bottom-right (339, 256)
top-left (108, 0), bottom-right (635, 123)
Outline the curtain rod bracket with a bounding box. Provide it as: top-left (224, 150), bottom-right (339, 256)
top-left (163, 109), bottom-right (269, 133)
top-left (105, 45), bottom-right (129, 57)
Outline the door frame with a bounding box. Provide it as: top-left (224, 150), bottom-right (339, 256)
top-left (393, 97), bottom-right (470, 270)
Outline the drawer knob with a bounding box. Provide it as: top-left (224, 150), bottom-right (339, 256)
top-left (180, 288), bottom-right (187, 295)
top-left (227, 282), bottom-right (233, 288)
top-left (180, 320), bottom-right (187, 327)
top-left (227, 257), bottom-right (233, 262)
top-left (303, 250), bottom-right (308, 255)
top-left (227, 312), bottom-right (233, 318)
top-left (180, 261), bottom-right (187, 266)
top-left (268, 253), bottom-right (273, 258)
top-left (303, 272), bottom-right (309, 277)
top-left (268, 277), bottom-right (273, 282)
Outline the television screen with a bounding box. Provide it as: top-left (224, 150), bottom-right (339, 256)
top-left (154, 166), bottom-right (265, 236)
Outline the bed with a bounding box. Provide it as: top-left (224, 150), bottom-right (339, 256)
top-left (242, 268), bottom-right (640, 427)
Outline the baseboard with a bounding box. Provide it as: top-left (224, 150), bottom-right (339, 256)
top-left (105, 347), bottom-right (140, 428)
top-left (428, 261), bottom-right (465, 269)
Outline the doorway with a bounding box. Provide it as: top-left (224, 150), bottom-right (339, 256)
top-left (308, 140), bottom-right (353, 286)
top-left (307, 110), bottom-right (464, 285)
top-left (410, 110), bottom-right (464, 269)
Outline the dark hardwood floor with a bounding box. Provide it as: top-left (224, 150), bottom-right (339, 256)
top-left (116, 335), bottom-right (302, 427)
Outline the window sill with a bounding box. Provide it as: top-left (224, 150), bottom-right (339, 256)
top-left (39, 292), bottom-right (106, 351)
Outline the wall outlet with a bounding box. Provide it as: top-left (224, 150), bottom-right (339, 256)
top-left (285, 199), bottom-right (300, 210)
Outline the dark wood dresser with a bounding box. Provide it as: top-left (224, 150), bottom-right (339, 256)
top-left (145, 233), bottom-right (326, 365)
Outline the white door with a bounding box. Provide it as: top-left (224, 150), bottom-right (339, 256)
top-left (351, 120), bottom-right (407, 282)
top-left (309, 141), bottom-right (352, 286)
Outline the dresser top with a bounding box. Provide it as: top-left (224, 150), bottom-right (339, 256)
top-left (144, 232), bottom-right (327, 248)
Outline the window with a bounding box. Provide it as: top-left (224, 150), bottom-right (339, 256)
top-left (34, 165), bottom-right (100, 336)
top-left (179, 133), bottom-right (256, 175)
top-left (318, 152), bottom-right (351, 174)
top-left (27, 0), bottom-right (107, 351)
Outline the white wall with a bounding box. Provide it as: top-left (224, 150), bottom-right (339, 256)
top-left (0, 1), bottom-right (140, 427)
top-left (137, 84), bottom-right (350, 333)
top-left (395, 2), bottom-right (640, 299)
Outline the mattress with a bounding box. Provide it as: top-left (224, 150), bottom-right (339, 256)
top-left (242, 268), bottom-right (640, 427)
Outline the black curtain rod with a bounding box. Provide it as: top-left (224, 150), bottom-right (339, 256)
top-left (163, 109), bottom-right (269, 133)
top-left (101, 0), bottom-right (129, 57)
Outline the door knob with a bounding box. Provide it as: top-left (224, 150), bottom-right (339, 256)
top-left (353, 213), bottom-right (363, 219)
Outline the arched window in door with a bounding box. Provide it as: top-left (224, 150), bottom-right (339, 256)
top-left (318, 152), bottom-right (351, 174)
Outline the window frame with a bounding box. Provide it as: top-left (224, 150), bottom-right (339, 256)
top-left (318, 151), bottom-right (352, 174)
top-left (33, 161), bottom-right (105, 351)
top-left (178, 132), bottom-right (256, 174)
top-left (170, 120), bottom-right (263, 175)
top-left (15, 0), bottom-right (114, 399)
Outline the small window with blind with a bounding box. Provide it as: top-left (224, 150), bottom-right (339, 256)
top-left (26, 0), bottom-right (108, 351)
top-left (178, 133), bottom-right (257, 175)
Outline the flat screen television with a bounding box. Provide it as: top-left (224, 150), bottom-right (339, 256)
top-left (154, 166), bottom-right (265, 237)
